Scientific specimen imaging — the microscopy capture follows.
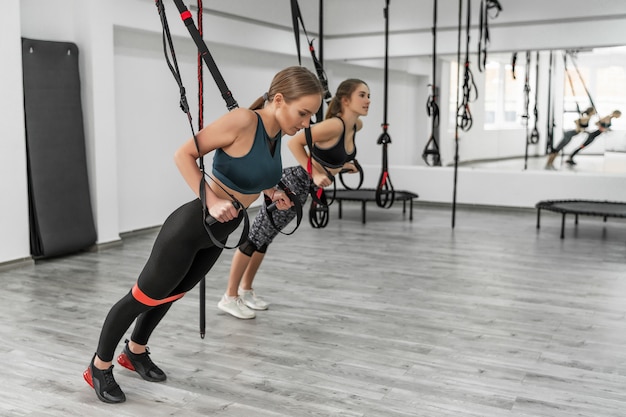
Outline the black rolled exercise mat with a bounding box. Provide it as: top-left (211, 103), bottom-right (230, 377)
top-left (22, 38), bottom-right (97, 258)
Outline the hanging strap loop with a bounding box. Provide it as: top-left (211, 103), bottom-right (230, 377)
top-left (375, 0), bottom-right (395, 209)
top-left (528, 51), bottom-right (540, 145)
top-left (422, 0), bottom-right (442, 166)
top-left (457, 0), bottom-right (477, 133)
top-left (338, 159), bottom-right (364, 190)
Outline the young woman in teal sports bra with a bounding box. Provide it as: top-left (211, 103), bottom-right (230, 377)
top-left (84, 66), bottom-right (323, 404)
top-left (218, 78), bottom-right (371, 319)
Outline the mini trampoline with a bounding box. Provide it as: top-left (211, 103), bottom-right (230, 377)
top-left (332, 188), bottom-right (419, 224)
top-left (535, 199), bottom-right (626, 238)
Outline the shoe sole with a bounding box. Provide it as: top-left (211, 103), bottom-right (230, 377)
top-left (117, 352), bottom-right (166, 382)
top-left (243, 302), bottom-right (269, 311)
top-left (217, 303), bottom-right (256, 319)
top-left (83, 367), bottom-right (126, 404)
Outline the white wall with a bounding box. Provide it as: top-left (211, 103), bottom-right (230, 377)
top-left (1, 0), bottom-right (625, 266)
top-left (0, 0), bottom-right (30, 265)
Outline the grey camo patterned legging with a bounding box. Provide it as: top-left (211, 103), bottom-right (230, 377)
top-left (247, 165), bottom-right (312, 251)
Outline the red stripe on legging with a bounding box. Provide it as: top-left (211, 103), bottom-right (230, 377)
top-left (131, 283), bottom-right (185, 307)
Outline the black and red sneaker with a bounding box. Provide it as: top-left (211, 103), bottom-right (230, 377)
top-left (117, 339), bottom-right (166, 382)
top-left (83, 354), bottom-right (126, 404)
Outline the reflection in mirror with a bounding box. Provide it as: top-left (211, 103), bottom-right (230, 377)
top-left (448, 46), bottom-right (626, 174)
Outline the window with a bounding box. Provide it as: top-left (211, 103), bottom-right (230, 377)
top-left (448, 54), bottom-right (527, 130)
top-left (483, 55), bottom-right (527, 129)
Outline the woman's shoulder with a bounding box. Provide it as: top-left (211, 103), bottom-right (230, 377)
top-left (319, 116), bottom-right (345, 132)
top-left (308, 117), bottom-right (344, 143)
top-left (214, 108), bottom-right (258, 131)
top-left (229, 107), bottom-right (258, 122)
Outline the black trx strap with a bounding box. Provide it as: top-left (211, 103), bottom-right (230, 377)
top-left (422, 0), bottom-right (442, 167)
top-left (290, 0), bottom-right (331, 103)
top-left (511, 52), bottom-right (518, 79)
top-left (566, 50), bottom-right (598, 114)
top-left (196, 0), bottom-right (205, 340)
top-left (545, 50), bottom-right (556, 153)
top-left (452, 0), bottom-right (463, 229)
top-left (563, 52), bottom-right (582, 115)
top-left (521, 51), bottom-right (531, 170)
top-left (304, 127), bottom-right (335, 228)
top-left (155, 0), bottom-right (249, 251)
top-left (170, 1), bottom-right (238, 111)
top-left (521, 51), bottom-right (531, 126)
top-left (524, 51), bottom-right (540, 170)
top-left (529, 51), bottom-right (540, 145)
top-left (375, 0), bottom-right (395, 209)
top-left (457, 0), bottom-right (477, 132)
top-left (155, 1), bottom-right (250, 339)
top-left (477, 0), bottom-right (502, 72)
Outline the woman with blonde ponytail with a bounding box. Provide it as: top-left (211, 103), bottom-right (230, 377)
top-left (218, 78), bottom-right (371, 319)
top-left (84, 66), bottom-right (323, 404)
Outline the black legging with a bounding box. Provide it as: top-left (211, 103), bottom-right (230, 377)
top-left (552, 129), bottom-right (584, 153)
top-left (569, 129), bottom-right (603, 160)
top-left (95, 199), bottom-right (242, 362)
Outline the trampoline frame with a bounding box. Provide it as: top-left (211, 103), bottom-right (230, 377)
top-left (535, 199), bottom-right (626, 239)
top-left (332, 188), bottom-right (419, 224)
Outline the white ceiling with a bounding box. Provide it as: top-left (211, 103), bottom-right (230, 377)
top-left (206, 0), bottom-right (626, 45)
top-left (183, 0), bottom-right (626, 71)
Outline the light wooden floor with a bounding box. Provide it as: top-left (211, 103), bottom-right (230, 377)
top-left (1, 202), bottom-right (626, 416)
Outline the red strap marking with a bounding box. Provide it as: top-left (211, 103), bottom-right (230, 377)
top-left (180, 10), bottom-right (192, 20)
top-left (131, 283), bottom-right (185, 306)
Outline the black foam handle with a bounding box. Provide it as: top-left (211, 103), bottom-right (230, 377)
top-left (266, 201), bottom-right (277, 213)
top-left (205, 201), bottom-right (243, 226)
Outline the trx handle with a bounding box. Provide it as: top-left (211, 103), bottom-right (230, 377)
top-left (338, 159), bottom-right (364, 190)
top-left (309, 188), bottom-right (329, 229)
top-left (172, 0), bottom-right (238, 110)
top-left (375, 128), bottom-right (395, 209)
top-left (202, 188), bottom-right (251, 250)
top-left (264, 180), bottom-right (303, 235)
top-left (303, 127), bottom-right (337, 228)
top-left (305, 128), bottom-right (334, 226)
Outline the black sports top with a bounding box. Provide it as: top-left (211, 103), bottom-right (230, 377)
top-left (212, 112), bottom-right (282, 194)
top-left (310, 117), bottom-right (357, 169)
top-left (599, 121), bottom-right (612, 129)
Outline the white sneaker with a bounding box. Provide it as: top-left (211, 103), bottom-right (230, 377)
top-left (217, 295), bottom-right (256, 319)
top-left (238, 288), bottom-right (269, 310)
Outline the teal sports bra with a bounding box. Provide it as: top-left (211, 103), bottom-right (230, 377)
top-left (212, 112), bottom-right (282, 194)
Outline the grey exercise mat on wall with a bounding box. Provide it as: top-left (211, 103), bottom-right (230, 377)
top-left (22, 38), bottom-right (97, 258)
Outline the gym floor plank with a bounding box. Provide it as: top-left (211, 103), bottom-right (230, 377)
top-left (1, 203), bottom-right (625, 416)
